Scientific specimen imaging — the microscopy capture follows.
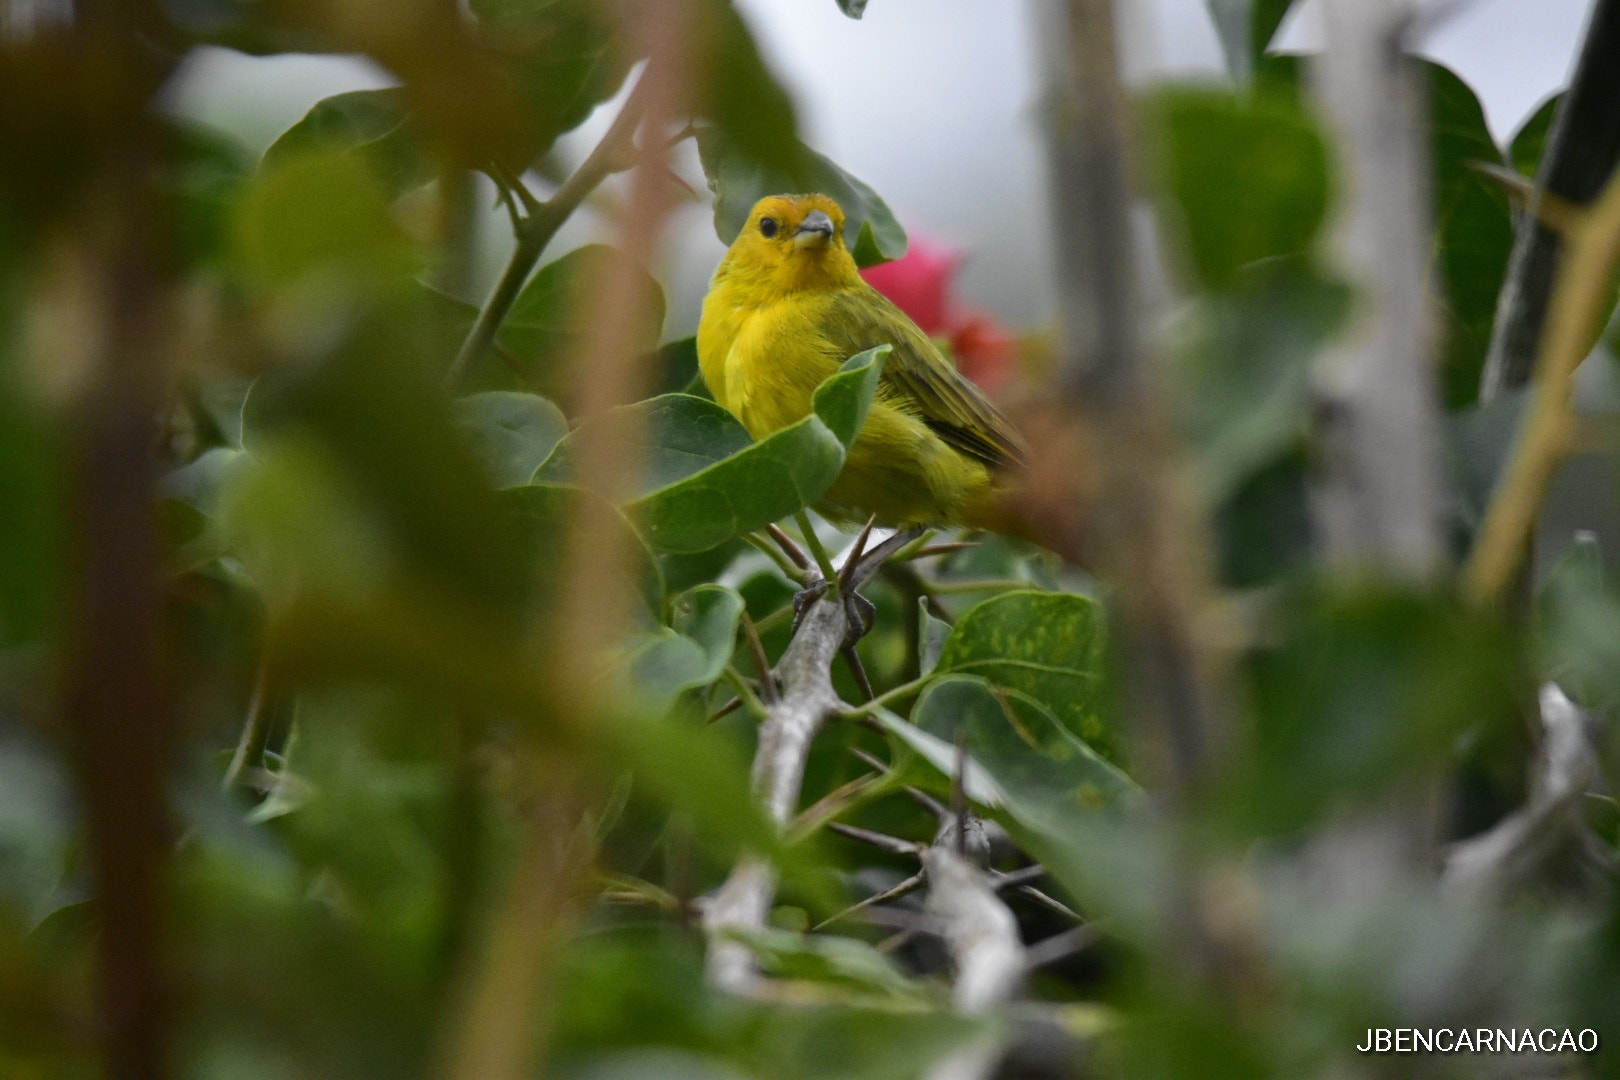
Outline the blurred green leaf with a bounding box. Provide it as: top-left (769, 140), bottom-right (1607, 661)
top-left (697, 127), bottom-right (907, 267)
top-left (917, 597), bottom-right (950, 676)
top-left (726, 927), bottom-right (928, 1001)
top-left (232, 146), bottom-right (418, 289)
top-left (621, 584), bottom-right (743, 712)
top-left (1149, 87), bottom-right (1330, 290)
top-left (836, 0), bottom-right (868, 16)
top-left (495, 245), bottom-right (665, 394)
top-left (934, 589), bottom-right (1110, 749)
top-left (1425, 61), bottom-right (1515, 409)
top-left (165, 120), bottom-right (252, 269)
top-left (1224, 583), bottom-right (1522, 836)
top-left (1176, 259), bottom-right (1350, 503)
top-left (261, 89), bottom-right (434, 201)
top-left (540, 347), bottom-right (889, 553)
top-left (1205, 0), bottom-right (1297, 82)
top-left (1538, 532), bottom-right (1620, 713)
top-left (692, 1), bottom-right (802, 177)
top-left (469, 0), bottom-right (629, 163)
top-left (453, 391), bottom-right (568, 488)
top-left (1511, 93), bottom-right (1563, 177)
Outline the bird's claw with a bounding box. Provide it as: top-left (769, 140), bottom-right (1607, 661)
top-left (789, 579), bottom-right (876, 647)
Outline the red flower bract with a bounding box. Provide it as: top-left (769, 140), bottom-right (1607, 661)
top-left (860, 232), bottom-right (1017, 394)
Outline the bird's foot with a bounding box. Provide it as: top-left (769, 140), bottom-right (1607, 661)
top-left (789, 579), bottom-right (877, 648)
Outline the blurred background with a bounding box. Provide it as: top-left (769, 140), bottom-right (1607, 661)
top-left (163, 0), bottom-right (1599, 338)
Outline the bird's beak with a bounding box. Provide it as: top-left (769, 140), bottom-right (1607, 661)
top-left (794, 209), bottom-right (835, 247)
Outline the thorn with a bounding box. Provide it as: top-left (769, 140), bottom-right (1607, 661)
top-left (903, 785), bottom-right (947, 820)
top-left (740, 611), bottom-right (777, 705)
top-left (827, 821), bottom-right (925, 858)
top-left (766, 523), bottom-right (812, 570)
top-left (839, 515), bottom-right (878, 590)
top-left (1024, 924), bottom-right (1101, 969)
top-left (849, 746), bottom-right (891, 774)
top-left (1015, 884), bottom-right (1082, 922)
top-left (812, 871), bottom-right (926, 930)
top-left (705, 696), bottom-right (743, 725)
top-left (990, 865), bottom-right (1047, 890)
top-left (849, 526), bottom-right (926, 591)
top-left (841, 644), bottom-right (875, 702)
top-left (906, 541), bottom-right (979, 560)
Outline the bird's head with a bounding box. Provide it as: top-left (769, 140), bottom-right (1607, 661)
top-left (717, 194), bottom-right (863, 295)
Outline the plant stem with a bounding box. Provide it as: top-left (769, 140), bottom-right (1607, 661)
top-left (743, 532), bottom-right (808, 583)
top-left (841, 674), bottom-right (932, 719)
top-left (794, 511), bottom-right (840, 592)
top-left (1464, 171), bottom-right (1620, 603)
top-left (443, 66), bottom-right (658, 389)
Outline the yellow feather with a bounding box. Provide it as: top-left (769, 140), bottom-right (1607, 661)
top-left (698, 194), bottom-right (1023, 529)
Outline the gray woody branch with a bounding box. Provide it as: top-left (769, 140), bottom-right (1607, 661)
top-left (700, 531), bottom-right (915, 992)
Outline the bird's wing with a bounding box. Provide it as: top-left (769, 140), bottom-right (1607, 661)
top-left (819, 288), bottom-right (1025, 470)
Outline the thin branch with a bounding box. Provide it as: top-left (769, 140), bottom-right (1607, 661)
top-left (840, 645), bottom-right (875, 702)
top-left (795, 510), bottom-right (841, 592)
top-left (788, 771), bottom-right (882, 840)
top-left (1464, 170), bottom-right (1620, 603)
top-left (444, 65), bottom-right (659, 388)
top-left (740, 611), bottom-right (777, 705)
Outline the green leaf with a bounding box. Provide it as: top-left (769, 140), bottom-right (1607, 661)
top-left (934, 589), bottom-right (1110, 750)
top-left (692, 0), bottom-right (802, 177)
top-left (697, 127), bottom-right (907, 267)
top-left (1222, 583), bottom-right (1523, 837)
top-left (232, 146), bottom-right (418, 289)
top-left (620, 584), bottom-right (744, 712)
top-left (836, 0), bottom-right (868, 16)
top-left (540, 346), bottom-right (889, 553)
top-left (1176, 259), bottom-right (1351, 504)
top-left (1205, 0), bottom-right (1298, 82)
top-left (261, 89), bottom-right (434, 201)
top-left (1511, 93), bottom-right (1562, 177)
top-left (909, 676), bottom-right (1139, 838)
top-left (917, 596), bottom-right (950, 676)
top-left (164, 120), bottom-right (252, 269)
top-left (453, 391), bottom-right (568, 488)
top-left (496, 245), bottom-right (665, 395)
top-left (469, 0), bottom-right (629, 162)
top-left (1538, 533), bottom-right (1620, 712)
top-left (725, 927), bottom-right (928, 1001)
top-left (1148, 87), bottom-right (1330, 290)
top-left (1425, 61), bottom-right (1515, 409)
top-left (670, 584), bottom-right (746, 683)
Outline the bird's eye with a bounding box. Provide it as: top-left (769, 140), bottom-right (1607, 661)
top-left (759, 217), bottom-right (779, 238)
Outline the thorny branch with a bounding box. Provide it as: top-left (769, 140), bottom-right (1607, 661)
top-left (701, 528), bottom-right (918, 991)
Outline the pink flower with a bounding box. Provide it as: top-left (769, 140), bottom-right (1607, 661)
top-left (860, 232), bottom-right (1018, 394)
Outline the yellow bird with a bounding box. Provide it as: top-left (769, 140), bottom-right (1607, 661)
top-left (698, 194), bottom-right (1024, 529)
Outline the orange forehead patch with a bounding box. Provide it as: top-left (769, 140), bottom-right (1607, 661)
top-left (748, 193), bottom-right (846, 230)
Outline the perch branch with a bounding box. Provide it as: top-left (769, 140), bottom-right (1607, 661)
top-left (700, 529), bottom-right (918, 991)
